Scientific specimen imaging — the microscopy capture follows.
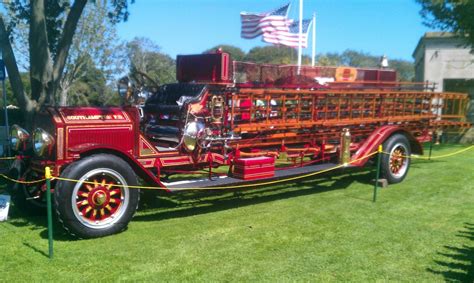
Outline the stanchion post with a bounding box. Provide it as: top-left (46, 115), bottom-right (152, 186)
top-left (45, 167), bottom-right (53, 259)
top-left (373, 145), bottom-right (382, 203)
top-left (428, 134), bottom-right (435, 160)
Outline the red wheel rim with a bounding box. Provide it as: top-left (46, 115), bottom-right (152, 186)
top-left (72, 168), bottom-right (129, 229)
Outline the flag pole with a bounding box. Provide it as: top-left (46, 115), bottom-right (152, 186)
top-left (311, 12), bottom-right (316, 67)
top-left (297, 0), bottom-right (303, 75)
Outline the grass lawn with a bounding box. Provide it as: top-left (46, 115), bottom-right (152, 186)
top-left (0, 144), bottom-right (473, 281)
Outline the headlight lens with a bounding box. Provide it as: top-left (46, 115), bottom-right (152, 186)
top-left (10, 124), bottom-right (30, 151)
top-left (33, 128), bottom-right (55, 156)
top-left (183, 121), bottom-right (205, 152)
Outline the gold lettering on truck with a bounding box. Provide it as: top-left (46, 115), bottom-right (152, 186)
top-left (66, 115), bottom-right (125, 120)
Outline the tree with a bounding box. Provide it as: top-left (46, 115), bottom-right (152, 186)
top-left (417, 0), bottom-right (474, 50)
top-left (246, 46), bottom-right (310, 65)
top-left (0, 0), bottom-right (132, 129)
top-left (122, 37), bottom-right (176, 89)
top-left (340, 50), bottom-right (379, 67)
top-left (316, 49), bottom-right (415, 81)
top-left (316, 52), bottom-right (343, 66)
top-left (66, 54), bottom-right (116, 106)
top-left (57, 1), bottom-right (122, 106)
top-left (389, 59), bottom-right (415, 82)
top-left (203, 45), bottom-right (246, 61)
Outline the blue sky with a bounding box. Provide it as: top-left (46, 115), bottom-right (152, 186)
top-left (117, 0), bottom-right (431, 62)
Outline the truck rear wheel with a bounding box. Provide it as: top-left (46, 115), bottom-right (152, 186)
top-left (55, 154), bottom-right (140, 238)
top-left (380, 134), bottom-right (411, 184)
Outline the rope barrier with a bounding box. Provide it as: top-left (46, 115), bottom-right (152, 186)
top-left (0, 173), bottom-right (47, 185)
top-left (2, 144), bottom-right (468, 260)
top-left (0, 156), bottom-right (16, 160)
top-left (382, 144), bottom-right (474, 160)
top-left (51, 151), bottom-right (377, 191)
top-left (0, 145), bottom-right (472, 191)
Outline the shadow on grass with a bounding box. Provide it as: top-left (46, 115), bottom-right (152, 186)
top-left (8, 203), bottom-right (80, 242)
top-left (135, 167), bottom-right (375, 223)
top-left (22, 242), bottom-right (49, 258)
top-left (8, 166), bottom-right (383, 242)
top-left (428, 223), bottom-right (474, 281)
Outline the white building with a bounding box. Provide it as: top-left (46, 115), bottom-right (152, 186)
top-left (413, 32), bottom-right (474, 142)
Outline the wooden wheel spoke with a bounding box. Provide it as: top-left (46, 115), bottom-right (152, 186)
top-left (389, 146), bottom-right (407, 174)
top-left (109, 189), bottom-right (121, 196)
top-left (77, 200), bottom-right (88, 206)
top-left (78, 191), bottom-right (89, 198)
top-left (82, 206), bottom-right (92, 216)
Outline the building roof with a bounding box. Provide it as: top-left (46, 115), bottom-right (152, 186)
top-left (412, 32), bottom-right (465, 58)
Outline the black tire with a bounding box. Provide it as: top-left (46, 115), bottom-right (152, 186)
top-left (8, 161), bottom-right (47, 215)
top-left (380, 134), bottom-right (411, 184)
top-left (55, 154), bottom-right (140, 239)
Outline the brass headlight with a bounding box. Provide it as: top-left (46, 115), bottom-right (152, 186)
top-left (10, 124), bottom-right (30, 151)
top-left (33, 128), bottom-right (55, 157)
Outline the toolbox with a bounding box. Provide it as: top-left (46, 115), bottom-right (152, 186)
top-left (233, 156), bottom-right (275, 180)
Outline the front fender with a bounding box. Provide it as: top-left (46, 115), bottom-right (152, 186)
top-left (350, 125), bottom-right (423, 167)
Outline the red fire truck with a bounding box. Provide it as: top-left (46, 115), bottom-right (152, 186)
top-left (8, 51), bottom-right (470, 238)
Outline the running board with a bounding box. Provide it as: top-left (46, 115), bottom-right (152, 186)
top-left (164, 162), bottom-right (351, 191)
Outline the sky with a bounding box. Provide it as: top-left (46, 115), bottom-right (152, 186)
top-left (117, 0), bottom-right (431, 62)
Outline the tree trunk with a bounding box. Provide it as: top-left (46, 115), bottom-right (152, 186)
top-left (29, 0), bottom-right (54, 106)
top-left (59, 81), bottom-right (70, 106)
top-left (52, 0), bottom-right (88, 98)
top-left (0, 15), bottom-right (36, 130)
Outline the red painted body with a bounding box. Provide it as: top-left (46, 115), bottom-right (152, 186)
top-left (15, 51), bottom-right (470, 239)
top-left (27, 52), bottom-right (469, 190)
top-left (350, 125), bottom-right (424, 167)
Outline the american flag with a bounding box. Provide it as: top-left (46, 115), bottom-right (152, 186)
top-left (240, 3), bottom-right (292, 39)
top-left (262, 19), bottom-right (313, 48)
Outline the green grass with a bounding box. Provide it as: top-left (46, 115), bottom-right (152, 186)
top-left (1, 144), bottom-right (473, 281)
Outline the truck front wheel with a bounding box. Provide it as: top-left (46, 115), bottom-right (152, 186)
top-left (55, 154), bottom-right (140, 238)
top-left (380, 134), bottom-right (411, 184)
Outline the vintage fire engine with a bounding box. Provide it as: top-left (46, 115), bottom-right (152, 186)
top-left (8, 51), bottom-right (470, 238)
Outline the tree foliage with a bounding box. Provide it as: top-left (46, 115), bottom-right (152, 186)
top-left (203, 45), bottom-right (246, 61)
top-left (122, 37), bottom-right (176, 89)
top-left (66, 55), bottom-right (117, 106)
top-left (417, 0), bottom-right (474, 49)
top-left (245, 46), bottom-right (310, 65)
top-left (201, 45), bottom-right (415, 81)
top-left (317, 49), bottom-right (414, 81)
top-left (0, 0), bottom-right (133, 128)
top-left (57, 1), bottom-right (122, 106)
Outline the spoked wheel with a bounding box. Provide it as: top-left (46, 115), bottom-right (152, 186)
top-left (380, 134), bottom-right (411, 184)
top-left (8, 160), bottom-right (48, 214)
top-left (72, 168), bottom-right (130, 230)
top-left (55, 154), bottom-right (140, 238)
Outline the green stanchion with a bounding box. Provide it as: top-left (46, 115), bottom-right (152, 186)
top-left (373, 145), bottom-right (382, 203)
top-left (428, 134), bottom-right (435, 160)
top-left (45, 167), bottom-right (53, 259)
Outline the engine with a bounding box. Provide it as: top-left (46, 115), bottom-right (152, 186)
top-left (142, 83), bottom-right (232, 154)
